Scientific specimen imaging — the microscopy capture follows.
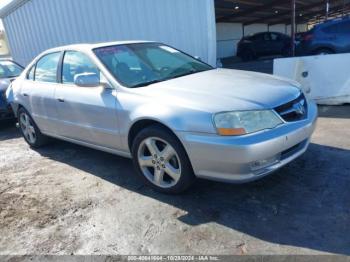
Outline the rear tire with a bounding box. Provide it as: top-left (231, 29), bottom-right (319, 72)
top-left (18, 107), bottom-right (48, 148)
top-left (131, 125), bottom-right (195, 194)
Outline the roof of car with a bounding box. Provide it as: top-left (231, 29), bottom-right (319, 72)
top-left (44, 40), bottom-right (155, 54)
top-left (247, 31), bottom-right (286, 37)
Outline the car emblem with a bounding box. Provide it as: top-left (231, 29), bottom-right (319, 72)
top-left (293, 101), bottom-right (305, 115)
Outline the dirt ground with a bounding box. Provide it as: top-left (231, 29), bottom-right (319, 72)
top-left (0, 106), bottom-right (349, 256)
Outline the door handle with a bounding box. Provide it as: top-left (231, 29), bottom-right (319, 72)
top-left (57, 98), bottom-right (65, 102)
top-left (22, 93), bottom-right (28, 97)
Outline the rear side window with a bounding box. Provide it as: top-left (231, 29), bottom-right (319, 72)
top-left (270, 33), bottom-right (281, 41)
top-left (252, 33), bottom-right (264, 41)
top-left (35, 52), bottom-right (61, 83)
top-left (62, 51), bottom-right (99, 84)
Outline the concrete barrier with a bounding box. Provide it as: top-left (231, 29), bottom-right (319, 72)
top-left (274, 53), bottom-right (350, 105)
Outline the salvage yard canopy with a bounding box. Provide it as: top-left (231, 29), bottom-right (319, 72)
top-left (215, 0), bottom-right (350, 25)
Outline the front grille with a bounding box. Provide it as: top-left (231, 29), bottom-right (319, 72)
top-left (274, 93), bottom-right (308, 122)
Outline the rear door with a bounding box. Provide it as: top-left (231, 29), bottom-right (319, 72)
top-left (23, 52), bottom-right (62, 134)
top-left (54, 51), bottom-right (120, 149)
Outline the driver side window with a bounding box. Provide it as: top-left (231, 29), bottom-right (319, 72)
top-left (270, 33), bottom-right (281, 41)
top-left (62, 51), bottom-right (99, 84)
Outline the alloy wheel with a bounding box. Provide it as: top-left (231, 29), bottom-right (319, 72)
top-left (137, 137), bottom-right (181, 188)
top-left (19, 112), bottom-right (36, 144)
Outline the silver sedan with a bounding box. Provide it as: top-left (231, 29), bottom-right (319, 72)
top-left (7, 41), bottom-right (317, 193)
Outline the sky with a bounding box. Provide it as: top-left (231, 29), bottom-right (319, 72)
top-left (0, 0), bottom-right (12, 9)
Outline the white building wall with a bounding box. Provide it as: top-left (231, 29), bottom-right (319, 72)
top-left (286, 24), bottom-right (308, 35)
top-left (216, 23), bottom-right (242, 59)
top-left (244, 24), bottom-right (268, 35)
top-left (269, 24), bottom-right (287, 34)
top-left (3, 0), bottom-right (217, 66)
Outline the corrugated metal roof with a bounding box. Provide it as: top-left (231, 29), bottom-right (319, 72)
top-left (0, 0), bottom-right (29, 18)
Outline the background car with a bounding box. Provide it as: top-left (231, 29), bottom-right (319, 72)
top-left (0, 59), bottom-right (23, 120)
top-left (296, 17), bottom-right (350, 56)
top-left (237, 32), bottom-right (292, 61)
top-left (295, 32), bottom-right (306, 44)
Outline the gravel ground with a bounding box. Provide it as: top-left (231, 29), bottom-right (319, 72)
top-left (0, 106), bottom-right (349, 256)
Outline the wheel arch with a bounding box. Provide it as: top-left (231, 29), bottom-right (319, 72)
top-left (127, 119), bottom-right (187, 155)
top-left (14, 103), bottom-right (26, 117)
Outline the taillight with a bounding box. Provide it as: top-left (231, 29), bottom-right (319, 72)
top-left (303, 34), bottom-right (314, 41)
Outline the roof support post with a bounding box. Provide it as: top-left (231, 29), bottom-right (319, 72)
top-left (326, 0), bottom-right (330, 20)
top-left (291, 0), bottom-right (296, 57)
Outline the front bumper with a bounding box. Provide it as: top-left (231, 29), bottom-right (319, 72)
top-left (177, 101), bottom-right (318, 183)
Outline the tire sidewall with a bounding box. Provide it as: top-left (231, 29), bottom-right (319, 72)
top-left (18, 108), bottom-right (47, 148)
top-left (131, 125), bottom-right (195, 194)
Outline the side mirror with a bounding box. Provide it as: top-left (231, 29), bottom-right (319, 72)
top-left (74, 73), bottom-right (100, 87)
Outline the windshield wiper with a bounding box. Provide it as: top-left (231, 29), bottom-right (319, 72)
top-left (6, 75), bottom-right (20, 78)
top-left (131, 69), bottom-right (211, 88)
top-left (131, 79), bottom-right (162, 88)
top-left (165, 69), bottom-right (209, 81)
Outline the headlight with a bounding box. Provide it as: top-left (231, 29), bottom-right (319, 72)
top-left (214, 110), bottom-right (283, 136)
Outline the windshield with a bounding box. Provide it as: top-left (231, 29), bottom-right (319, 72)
top-left (93, 43), bottom-right (213, 88)
top-left (0, 61), bottom-right (23, 78)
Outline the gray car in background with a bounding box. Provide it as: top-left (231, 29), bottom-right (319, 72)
top-left (7, 41), bottom-right (317, 193)
top-left (0, 59), bottom-right (23, 120)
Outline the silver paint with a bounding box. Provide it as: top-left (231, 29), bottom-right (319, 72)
top-left (7, 42), bottom-right (318, 183)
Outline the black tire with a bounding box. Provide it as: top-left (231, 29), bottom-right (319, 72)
top-left (240, 48), bottom-right (256, 61)
top-left (17, 107), bottom-right (48, 148)
top-left (131, 125), bottom-right (195, 194)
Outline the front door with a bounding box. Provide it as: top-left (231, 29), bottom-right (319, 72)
top-left (252, 33), bottom-right (271, 56)
top-left (54, 51), bottom-right (120, 150)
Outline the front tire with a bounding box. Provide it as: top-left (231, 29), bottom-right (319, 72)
top-left (131, 125), bottom-right (195, 194)
top-left (18, 107), bottom-right (48, 148)
top-left (239, 47), bottom-right (256, 61)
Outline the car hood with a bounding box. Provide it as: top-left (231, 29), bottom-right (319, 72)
top-left (134, 68), bottom-right (301, 112)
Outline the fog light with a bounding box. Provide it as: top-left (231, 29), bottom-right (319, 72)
top-left (250, 154), bottom-right (281, 171)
